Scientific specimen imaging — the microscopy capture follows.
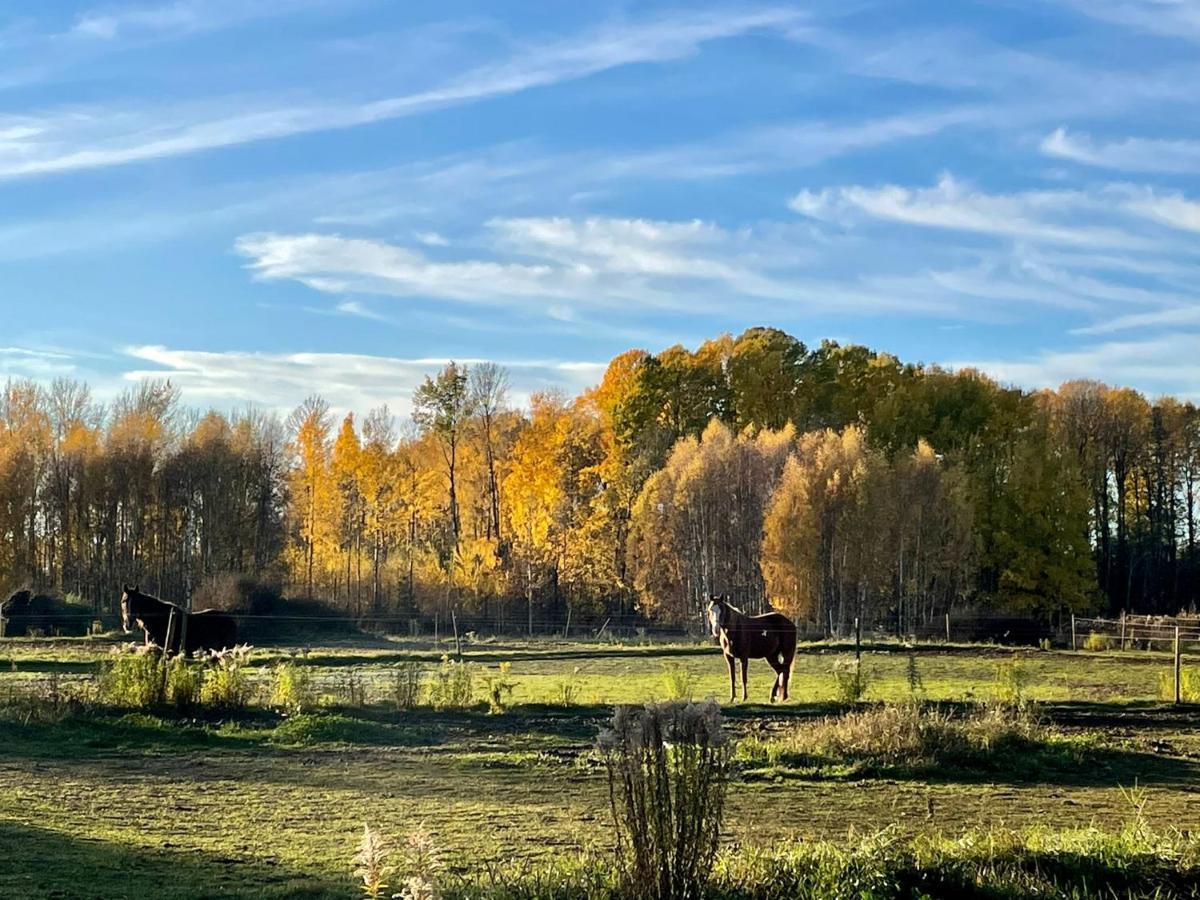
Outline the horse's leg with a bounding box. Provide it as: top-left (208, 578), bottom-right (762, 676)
top-left (739, 657), bottom-right (748, 702)
top-left (768, 655), bottom-right (783, 703)
top-left (725, 654), bottom-right (736, 702)
top-left (781, 649), bottom-right (794, 701)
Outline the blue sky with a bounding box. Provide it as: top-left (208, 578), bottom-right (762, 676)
top-left (4, 0), bottom-right (1200, 414)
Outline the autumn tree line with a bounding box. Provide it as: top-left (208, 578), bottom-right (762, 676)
top-left (2, 328), bottom-right (1199, 632)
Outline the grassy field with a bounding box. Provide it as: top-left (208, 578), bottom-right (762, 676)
top-left (1, 635), bottom-right (1198, 898)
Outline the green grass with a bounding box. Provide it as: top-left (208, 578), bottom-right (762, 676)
top-left (2, 636), bottom-right (1200, 897)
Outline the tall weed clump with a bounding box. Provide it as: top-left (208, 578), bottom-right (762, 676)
top-left (832, 657), bottom-right (870, 703)
top-left (598, 700), bottom-right (732, 900)
top-left (388, 662), bottom-right (424, 709)
top-left (100, 646), bottom-right (168, 708)
top-left (481, 662), bottom-right (518, 714)
top-left (270, 659), bottom-right (315, 715)
top-left (993, 655), bottom-right (1032, 709)
top-left (1158, 666), bottom-right (1200, 702)
top-left (660, 662), bottom-right (695, 701)
top-left (198, 646), bottom-right (255, 711)
top-left (428, 656), bottom-right (473, 710)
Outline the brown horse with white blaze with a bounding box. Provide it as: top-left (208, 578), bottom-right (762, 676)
top-left (707, 595), bottom-right (797, 702)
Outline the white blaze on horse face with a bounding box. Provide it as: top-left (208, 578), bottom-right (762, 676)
top-left (707, 603), bottom-right (721, 637)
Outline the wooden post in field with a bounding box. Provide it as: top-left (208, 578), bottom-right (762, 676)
top-left (854, 617), bottom-right (861, 662)
top-left (1071, 614), bottom-right (1077, 651)
top-left (434, 612), bottom-right (439, 645)
top-left (563, 607), bottom-right (572, 640)
top-left (1120, 610), bottom-right (1127, 651)
top-left (1175, 626), bottom-right (1183, 705)
top-left (160, 606), bottom-right (178, 694)
top-left (178, 600), bottom-right (190, 658)
top-left (944, 612), bottom-right (950, 643)
top-left (451, 610), bottom-right (462, 661)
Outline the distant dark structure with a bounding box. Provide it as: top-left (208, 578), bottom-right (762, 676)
top-left (1, 590), bottom-right (88, 637)
top-left (120, 585), bottom-right (237, 654)
top-left (707, 595), bottom-right (798, 703)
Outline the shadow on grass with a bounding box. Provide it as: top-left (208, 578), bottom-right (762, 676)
top-left (0, 819), bottom-right (339, 899)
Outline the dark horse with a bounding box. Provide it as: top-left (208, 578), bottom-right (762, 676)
top-left (707, 595), bottom-right (797, 703)
top-left (120, 585), bottom-right (237, 654)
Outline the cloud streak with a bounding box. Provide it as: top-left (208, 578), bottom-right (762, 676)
top-left (1042, 127), bottom-right (1200, 173)
top-left (123, 344), bottom-right (605, 414)
top-left (0, 8), bottom-right (799, 180)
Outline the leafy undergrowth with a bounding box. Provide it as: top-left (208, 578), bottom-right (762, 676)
top-left (419, 824), bottom-right (1200, 899)
top-left (735, 702), bottom-right (1099, 781)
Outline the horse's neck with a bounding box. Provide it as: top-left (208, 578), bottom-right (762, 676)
top-left (135, 594), bottom-right (170, 616)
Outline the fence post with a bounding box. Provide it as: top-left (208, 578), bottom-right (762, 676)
top-left (944, 612), bottom-right (950, 643)
top-left (1175, 626), bottom-right (1183, 705)
top-left (1120, 610), bottom-right (1126, 651)
top-left (563, 607), bottom-right (572, 640)
top-left (854, 617), bottom-right (861, 662)
top-left (1071, 614), bottom-right (1077, 651)
top-left (0, 613), bottom-right (6, 639)
top-left (451, 610), bottom-right (462, 661)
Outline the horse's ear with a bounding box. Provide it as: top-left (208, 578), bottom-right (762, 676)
top-left (122, 583), bottom-right (131, 593)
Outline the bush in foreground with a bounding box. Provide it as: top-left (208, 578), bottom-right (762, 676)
top-left (598, 701), bottom-right (732, 900)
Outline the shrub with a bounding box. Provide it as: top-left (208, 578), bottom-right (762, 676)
top-left (100, 646), bottom-right (168, 708)
top-left (165, 655), bottom-right (203, 711)
top-left (1158, 666), bottom-right (1200, 702)
top-left (270, 660), bottom-right (315, 715)
top-left (1083, 631), bottom-right (1115, 652)
top-left (388, 662), bottom-right (424, 710)
top-left (597, 701), bottom-right (732, 900)
top-left (660, 661), bottom-right (695, 701)
top-left (993, 655), bottom-right (1032, 708)
top-left (735, 701), bottom-right (1091, 779)
top-left (555, 666), bottom-right (583, 706)
top-left (199, 646), bottom-right (255, 711)
top-left (481, 662), bottom-right (518, 714)
top-left (1039, 637), bottom-right (1053, 651)
top-left (832, 657), bottom-right (869, 703)
top-left (428, 656), bottom-right (473, 710)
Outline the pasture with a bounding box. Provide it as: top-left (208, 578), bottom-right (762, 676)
top-left (1, 635), bottom-right (1199, 898)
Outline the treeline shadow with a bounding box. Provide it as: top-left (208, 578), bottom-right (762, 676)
top-left (0, 819), bottom-right (338, 899)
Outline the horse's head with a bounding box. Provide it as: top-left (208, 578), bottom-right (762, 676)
top-left (706, 595), bottom-right (728, 638)
top-left (120, 584), bottom-right (137, 633)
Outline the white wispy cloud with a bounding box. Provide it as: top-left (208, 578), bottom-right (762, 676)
top-left (1042, 126), bottom-right (1200, 172)
top-left (234, 215), bottom-right (945, 317)
top-left (0, 347), bottom-right (79, 378)
top-left (790, 174), bottom-right (1143, 247)
top-left (1053, 0), bottom-right (1200, 43)
top-left (122, 344), bottom-right (604, 414)
top-left (0, 8), bottom-right (800, 180)
top-left (1122, 188), bottom-right (1200, 232)
top-left (952, 331), bottom-right (1200, 398)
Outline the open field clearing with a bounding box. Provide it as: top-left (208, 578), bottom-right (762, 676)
top-left (2, 637), bottom-right (1200, 898)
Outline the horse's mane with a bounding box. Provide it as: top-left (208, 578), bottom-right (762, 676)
top-left (124, 586), bottom-right (181, 611)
